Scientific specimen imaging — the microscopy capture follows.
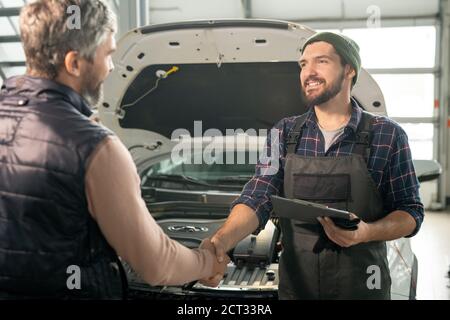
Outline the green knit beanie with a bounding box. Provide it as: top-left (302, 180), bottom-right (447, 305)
top-left (301, 32), bottom-right (361, 87)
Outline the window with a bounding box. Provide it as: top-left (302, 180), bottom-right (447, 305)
top-left (0, 42), bottom-right (25, 62)
top-left (0, 17), bottom-right (18, 36)
top-left (343, 26), bottom-right (436, 69)
top-left (1, 66), bottom-right (26, 78)
top-left (0, 5), bottom-right (24, 86)
top-left (343, 26), bottom-right (437, 160)
top-left (372, 74), bottom-right (434, 118)
top-left (400, 123), bottom-right (434, 160)
top-left (1, 0), bottom-right (25, 7)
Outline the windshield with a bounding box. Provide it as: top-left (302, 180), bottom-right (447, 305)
top-left (141, 150), bottom-right (257, 191)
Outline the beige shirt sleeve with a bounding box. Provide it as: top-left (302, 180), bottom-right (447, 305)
top-left (85, 135), bottom-right (214, 286)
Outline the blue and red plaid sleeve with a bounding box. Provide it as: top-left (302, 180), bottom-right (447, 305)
top-left (231, 117), bottom-right (294, 232)
top-left (375, 120), bottom-right (424, 237)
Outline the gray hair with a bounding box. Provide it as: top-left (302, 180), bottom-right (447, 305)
top-left (20, 0), bottom-right (117, 79)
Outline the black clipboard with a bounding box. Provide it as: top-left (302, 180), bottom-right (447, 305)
top-left (271, 195), bottom-right (360, 230)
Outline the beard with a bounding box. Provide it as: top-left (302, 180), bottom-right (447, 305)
top-left (302, 69), bottom-right (345, 107)
top-left (80, 74), bottom-right (103, 108)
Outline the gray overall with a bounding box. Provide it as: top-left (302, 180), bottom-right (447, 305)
top-left (278, 111), bottom-right (391, 300)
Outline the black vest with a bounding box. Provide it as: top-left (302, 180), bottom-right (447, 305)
top-left (0, 76), bottom-right (124, 299)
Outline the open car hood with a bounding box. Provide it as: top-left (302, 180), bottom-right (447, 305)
top-left (100, 19), bottom-right (387, 157)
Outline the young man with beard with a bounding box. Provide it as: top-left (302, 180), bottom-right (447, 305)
top-left (207, 32), bottom-right (424, 299)
top-left (0, 0), bottom-right (228, 299)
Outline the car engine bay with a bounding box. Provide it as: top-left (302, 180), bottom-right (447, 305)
top-left (122, 194), bottom-right (281, 299)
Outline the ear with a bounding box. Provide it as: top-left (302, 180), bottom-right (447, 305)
top-left (345, 65), bottom-right (356, 81)
top-left (63, 51), bottom-right (82, 77)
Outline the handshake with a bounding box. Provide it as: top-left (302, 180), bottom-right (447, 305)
top-left (198, 237), bottom-right (231, 287)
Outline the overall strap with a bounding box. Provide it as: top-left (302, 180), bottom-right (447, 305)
top-left (286, 113), bottom-right (308, 154)
top-left (352, 111), bottom-right (374, 160)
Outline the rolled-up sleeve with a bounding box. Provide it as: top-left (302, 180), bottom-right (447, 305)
top-left (231, 120), bottom-right (287, 233)
top-left (382, 129), bottom-right (424, 237)
top-left (85, 136), bottom-right (214, 286)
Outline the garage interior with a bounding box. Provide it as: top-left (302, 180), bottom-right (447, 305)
top-left (0, 0), bottom-right (449, 300)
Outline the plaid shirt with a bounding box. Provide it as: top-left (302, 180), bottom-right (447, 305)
top-left (232, 99), bottom-right (424, 237)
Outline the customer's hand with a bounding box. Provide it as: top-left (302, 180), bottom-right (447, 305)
top-left (198, 238), bottom-right (230, 287)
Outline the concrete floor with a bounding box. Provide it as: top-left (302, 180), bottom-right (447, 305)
top-left (410, 210), bottom-right (450, 300)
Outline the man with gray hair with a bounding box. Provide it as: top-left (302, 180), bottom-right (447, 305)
top-left (0, 0), bottom-right (228, 299)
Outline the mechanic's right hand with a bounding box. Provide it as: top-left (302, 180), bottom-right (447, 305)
top-left (210, 236), bottom-right (228, 263)
top-left (198, 238), bottom-right (230, 287)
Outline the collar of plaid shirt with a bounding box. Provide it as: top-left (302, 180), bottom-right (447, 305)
top-left (302, 97), bottom-right (363, 134)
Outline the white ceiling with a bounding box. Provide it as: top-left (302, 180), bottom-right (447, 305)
top-left (147, 0), bottom-right (440, 24)
top-left (341, 0), bottom-right (440, 19)
top-left (252, 0), bottom-right (343, 20)
top-left (149, 0), bottom-right (244, 24)
top-left (251, 0), bottom-right (440, 20)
